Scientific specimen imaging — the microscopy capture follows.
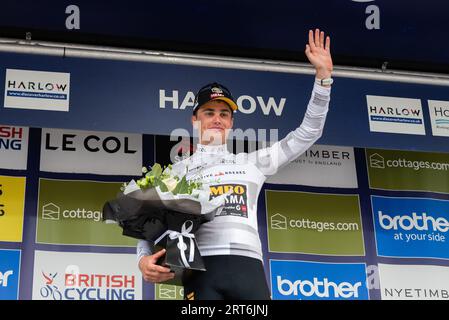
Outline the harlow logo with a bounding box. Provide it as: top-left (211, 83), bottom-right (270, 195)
top-left (351, 0), bottom-right (380, 30)
top-left (42, 203), bottom-right (60, 220)
top-left (369, 153), bottom-right (385, 169)
top-left (271, 213), bottom-right (287, 230)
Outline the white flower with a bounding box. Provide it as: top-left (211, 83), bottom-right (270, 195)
top-left (162, 177), bottom-right (178, 192)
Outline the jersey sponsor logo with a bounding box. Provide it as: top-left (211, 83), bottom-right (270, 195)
top-left (210, 184), bottom-right (248, 218)
top-left (219, 159), bottom-right (236, 164)
top-left (198, 170), bottom-right (247, 180)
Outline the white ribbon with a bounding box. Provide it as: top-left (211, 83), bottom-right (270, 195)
top-left (154, 220), bottom-right (196, 268)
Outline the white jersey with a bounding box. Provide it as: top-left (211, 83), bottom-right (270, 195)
top-left (137, 82), bottom-right (331, 262)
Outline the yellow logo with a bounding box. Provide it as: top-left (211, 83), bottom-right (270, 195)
top-left (210, 184), bottom-right (244, 196)
top-left (0, 176), bottom-right (26, 242)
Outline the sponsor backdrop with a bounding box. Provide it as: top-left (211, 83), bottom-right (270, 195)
top-left (1, 126), bottom-right (449, 300)
top-left (1, 57), bottom-right (449, 300)
top-left (1, 53), bottom-right (449, 154)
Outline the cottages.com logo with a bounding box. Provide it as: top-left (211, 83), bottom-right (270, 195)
top-left (270, 213), bottom-right (359, 232)
top-left (42, 203), bottom-right (102, 222)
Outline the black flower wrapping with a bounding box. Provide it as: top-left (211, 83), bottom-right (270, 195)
top-left (102, 186), bottom-right (223, 283)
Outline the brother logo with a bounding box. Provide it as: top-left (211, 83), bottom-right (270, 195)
top-left (277, 276), bottom-right (362, 298)
top-left (0, 270), bottom-right (14, 287)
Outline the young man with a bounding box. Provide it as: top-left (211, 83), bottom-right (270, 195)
top-left (137, 28), bottom-right (333, 300)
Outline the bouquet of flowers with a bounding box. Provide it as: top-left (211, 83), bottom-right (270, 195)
top-left (102, 163), bottom-right (227, 283)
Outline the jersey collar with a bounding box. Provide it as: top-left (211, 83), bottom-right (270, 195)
top-left (196, 143), bottom-right (228, 155)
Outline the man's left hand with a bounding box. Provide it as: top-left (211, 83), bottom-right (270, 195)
top-left (305, 28), bottom-right (333, 80)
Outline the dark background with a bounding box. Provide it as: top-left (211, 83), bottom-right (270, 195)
top-left (1, 0), bottom-right (448, 74)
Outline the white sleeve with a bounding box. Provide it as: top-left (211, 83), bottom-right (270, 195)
top-left (137, 239), bottom-right (152, 265)
top-left (247, 82), bottom-right (331, 176)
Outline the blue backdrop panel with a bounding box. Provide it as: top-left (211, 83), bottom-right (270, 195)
top-left (0, 52), bottom-right (448, 153)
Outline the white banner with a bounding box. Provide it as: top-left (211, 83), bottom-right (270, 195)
top-left (40, 128), bottom-right (142, 175)
top-left (367, 95), bottom-right (425, 135)
top-left (0, 126), bottom-right (29, 170)
top-left (428, 100), bottom-right (449, 137)
top-left (4, 69), bottom-right (70, 112)
top-left (378, 263), bottom-right (449, 300)
top-left (32, 250), bottom-right (142, 300)
top-left (266, 144), bottom-right (358, 188)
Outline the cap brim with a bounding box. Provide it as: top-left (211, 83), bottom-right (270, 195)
top-left (213, 97), bottom-right (238, 111)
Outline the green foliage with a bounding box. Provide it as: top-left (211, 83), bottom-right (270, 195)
top-left (120, 163), bottom-right (203, 195)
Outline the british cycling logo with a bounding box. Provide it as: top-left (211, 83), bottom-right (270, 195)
top-left (40, 271), bottom-right (62, 300)
top-left (39, 269), bottom-right (137, 300)
top-left (0, 126), bottom-right (26, 151)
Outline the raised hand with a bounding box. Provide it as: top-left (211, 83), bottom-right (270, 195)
top-left (305, 28), bottom-right (333, 80)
